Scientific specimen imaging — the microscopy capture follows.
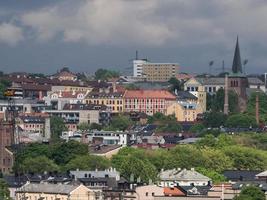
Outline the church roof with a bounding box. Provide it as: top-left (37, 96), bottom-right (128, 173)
top-left (230, 37), bottom-right (246, 77)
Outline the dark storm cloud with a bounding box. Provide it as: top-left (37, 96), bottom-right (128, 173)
top-left (0, 0), bottom-right (266, 74)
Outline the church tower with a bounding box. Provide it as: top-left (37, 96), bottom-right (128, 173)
top-left (228, 37), bottom-right (248, 112)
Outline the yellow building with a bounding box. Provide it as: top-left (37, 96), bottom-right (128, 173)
top-left (167, 102), bottom-right (203, 122)
top-left (142, 63), bottom-right (179, 82)
top-left (183, 77), bottom-right (207, 112)
top-left (16, 183), bottom-right (96, 200)
top-left (84, 92), bottom-right (124, 113)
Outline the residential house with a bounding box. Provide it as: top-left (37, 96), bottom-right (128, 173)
top-left (16, 183), bottom-right (95, 200)
top-left (158, 168), bottom-right (211, 188)
top-left (85, 131), bottom-right (129, 146)
top-left (135, 185), bottom-right (164, 200)
top-left (51, 68), bottom-right (78, 81)
top-left (44, 90), bottom-right (89, 110)
top-left (124, 90), bottom-right (176, 116)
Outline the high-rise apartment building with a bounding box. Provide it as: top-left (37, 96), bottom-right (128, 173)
top-left (133, 59), bottom-right (179, 82)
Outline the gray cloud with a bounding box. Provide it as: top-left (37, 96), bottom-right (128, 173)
top-left (0, 0), bottom-right (267, 73)
top-left (0, 22), bottom-right (24, 46)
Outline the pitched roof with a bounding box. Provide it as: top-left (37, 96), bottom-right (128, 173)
top-left (256, 170), bottom-right (267, 177)
top-left (232, 37), bottom-right (243, 74)
top-left (18, 183), bottom-right (81, 194)
top-left (159, 169), bottom-right (210, 182)
top-left (124, 90), bottom-right (176, 99)
top-left (176, 91), bottom-right (198, 100)
top-left (164, 187), bottom-right (185, 196)
top-left (63, 103), bottom-right (107, 111)
top-left (223, 170), bottom-right (261, 181)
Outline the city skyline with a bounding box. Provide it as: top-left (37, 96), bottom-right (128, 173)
top-left (0, 0), bottom-right (267, 74)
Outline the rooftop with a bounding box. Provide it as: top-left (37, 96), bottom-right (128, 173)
top-left (18, 183), bottom-right (81, 194)
top-left (124, 90), bottom-right (176, 99)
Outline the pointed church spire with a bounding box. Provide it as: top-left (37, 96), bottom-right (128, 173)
top-left (232, 36), bottom-right (243, 74)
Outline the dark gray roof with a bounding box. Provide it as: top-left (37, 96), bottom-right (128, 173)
top-left (195, 77), bottom-right (225, 85)
top-left (232, 181), bottom-right (267, 191)
top-left (247, 77), bottom-right (264, 85)
top-left (232, 37), bottom-right (243, 74)
top-left (176, 91), bottom-right (198, 100)
top-left (223, 170), bottom-right (261, 182)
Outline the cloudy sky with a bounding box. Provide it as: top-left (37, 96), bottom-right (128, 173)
top-left (0, 0), bottom-right (266, 75)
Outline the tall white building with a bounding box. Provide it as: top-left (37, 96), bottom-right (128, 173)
top-left (133, 59), bottom-right (148, 77)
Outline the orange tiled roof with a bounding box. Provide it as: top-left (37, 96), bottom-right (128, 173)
top-left (124, 90), bottom-right (176, 99)
top-left (164, 187), bottom-right (185, 196)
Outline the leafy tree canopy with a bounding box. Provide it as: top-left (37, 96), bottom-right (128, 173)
top-left (50, 116), bottom-right (67, 141)
top-left (64, 155), bottom-right (110, 171)
top-left (0, 179), bottom-right (11, 200)
top-left (95, 68), bottom-right (120, 80)
top-left (225, 114), bottom-right (257, 128)
top-left (233, 186), bottom-right (265, 200)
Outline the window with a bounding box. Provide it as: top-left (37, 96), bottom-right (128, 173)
top-left (152, 192), bottom-right (155, 196)
top-left (146, 192), bottom-right (148, 196)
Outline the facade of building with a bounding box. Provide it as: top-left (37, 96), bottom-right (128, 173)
top-left (124, 90), bottom-right (176, 116)
top-left (166, 102), bottom-right (203, 122)
top-left (16, 183), bottom-right (95, 200)
top-left (84, 92), bottom-right (124, 114)
top-left (85, 131), bottom-right (129, 146)
top-left (142, 63), bottom-right (179, 82)
top-left (43, 104), bottom-right (110, 130)
top-left (133, 59), bottom-right (148, 77)
top-left (44, 90), bottom-right (89, 110)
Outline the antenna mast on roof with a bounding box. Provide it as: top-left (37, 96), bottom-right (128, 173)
top-left (135, 50), bottom-right (138, 60)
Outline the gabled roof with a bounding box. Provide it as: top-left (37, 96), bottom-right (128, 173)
top-left (159, 169), bottom-right (210, 182)
top-left (176, 91), bottom-right (198, 100)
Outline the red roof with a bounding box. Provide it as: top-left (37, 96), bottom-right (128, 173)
top-left (124, 90), bottom-right (176, 99)
top-left (164, 187), bottom-right (186, 196)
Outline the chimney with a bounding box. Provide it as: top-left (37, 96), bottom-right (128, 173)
top-left (256, 93), bottom-right (259, 124)
top-left (112, 81), bottom-right (117, 93)
top-left (224, 74), bottom-right (229, 115)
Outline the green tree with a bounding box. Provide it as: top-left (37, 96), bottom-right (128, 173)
top-left (114, 155), bottom-right (157, 183)
top-left (64, 155), bottom-right (110, 171)
top-left (50, 116), bottom-right (67, 141)
top-left (201, 148), bottom-right (233, 172)
top-left (89, 123), bottom-right (103, 131)
top-left (223, 146), bottom-right (267, 170)
top-left (21, 156), bottom-right (59, 173)
top-left (156, 122), bottom-right (182, 133)
top-left (196, 168), bottom-right (226, 183)
top-left (225, 114), bottom-right (257, 128)
top-left (207, 88), bottom-right (238, 113)
top-left (168, 77), bottom-right (183, 91)
top-left (196, 134), bottom-right (217, 148)
top-left (106, 115), bottom-right (132, 131)
top-left (77, 122), bottom-right (91, 131)
top-left (203, 112), bottom-right (227, 128)
top-left (233, 186), bottom-right (265, 200)
top-left (51, 141), bottom-right (88, 165)
top-left (0, 179), bottom-right (11, 200)
top-left (95, 69), bottom-right (120, 80)
top-left (189, 123), bottom-right (205, 134)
